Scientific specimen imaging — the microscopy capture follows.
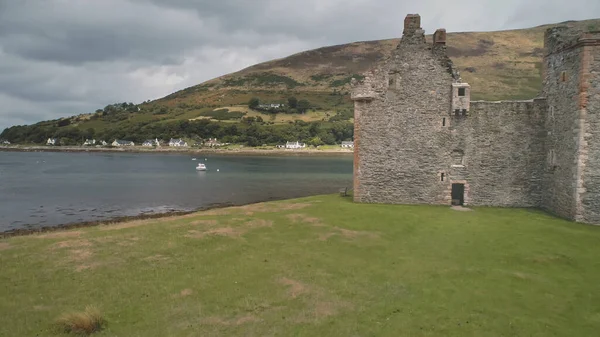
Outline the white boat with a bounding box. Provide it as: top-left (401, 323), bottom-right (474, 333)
top-left (192, 158), bottom-right (197, 161)
top-left (196, 163), bottom-right (207, 171)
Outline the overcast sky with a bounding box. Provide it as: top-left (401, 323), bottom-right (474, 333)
top-left (1, 0), bottom-right (599, 131)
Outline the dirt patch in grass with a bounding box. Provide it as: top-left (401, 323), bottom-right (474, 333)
top-left (200, 315), bottom-right (259, 326)
top-left (52, 239), bottom-right (92, 250)
top-left (188, 219), bottom-right (219, 226)
top-left (200, 202), bottom-right (312, 216)
top-left (0, 242), bottom-right (12, 251)
top-left (279, 277), bottom-right (309, 298)
top-left (75, 262), bottom-right (103, 272)
top-left (180, 289), bottom-right (193, 297)
top-left (143, 254), bottom-right (170, 262)
top-left (336, 227), bottom-right (379, 239)
top-left (186, 227), bottom-right (241, 239)
top-left (286, 213), bottom-right (325, 226)
top-left (36, 231), bottom-right (82, 239)
top-left (245, 219), bottom-right (273, 228)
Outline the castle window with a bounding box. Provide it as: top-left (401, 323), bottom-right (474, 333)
top-left (389, 78), bottom-right (394, 86)
top-left (441, 173), bottom-right (445, 181)
top-left (442, 118), bottom-right (446, 126)
top-left (458, 88), bottom-right (466, 96)
top-left (560, 71), bottom-right (567, 82)
top-left (454, 110), bottom-right (460, 116)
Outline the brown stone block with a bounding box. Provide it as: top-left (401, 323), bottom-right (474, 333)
top-left (434, 29), bottom-right (447, 45)
top-left (404, 14), bottom-right (421, 31)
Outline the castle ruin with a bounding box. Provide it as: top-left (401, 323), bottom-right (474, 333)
top-left (351, 14), bottom-right (600, 224)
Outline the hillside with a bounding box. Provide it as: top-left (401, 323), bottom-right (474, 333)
top-left (2, 18), bottom-right (599, 146)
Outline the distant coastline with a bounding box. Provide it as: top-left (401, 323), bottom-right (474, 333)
top-left (0, 145), bottom-right (354, 156)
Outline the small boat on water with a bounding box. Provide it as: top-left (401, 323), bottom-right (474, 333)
top-left (192, 158), bottom-right (197, 161)
top-left (196, 163), bottom-right (207, 171)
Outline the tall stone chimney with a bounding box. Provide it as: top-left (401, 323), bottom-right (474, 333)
top-left (434, 29), bottom-right (447, 45)
top-left (404, 14), bottom-right (421, 34)
top-left (401, 14), bottom-right (425, 44)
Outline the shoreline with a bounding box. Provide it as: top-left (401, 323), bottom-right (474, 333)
top-left (0, 197), bottom-right (289, 238)
top-left (0, 145), bottom-right (354, 156)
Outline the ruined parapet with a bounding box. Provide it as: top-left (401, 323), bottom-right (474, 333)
top-left (350, 66), bottom-right (388, 102)
top-left (451, 83), bottom-right (471, 115)
top-left (544, 25), bottom-right (585, 55)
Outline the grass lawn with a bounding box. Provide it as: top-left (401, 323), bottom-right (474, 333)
top-left (1, 195), bottom-right (600, 336)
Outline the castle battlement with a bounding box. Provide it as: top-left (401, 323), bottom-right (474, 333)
top-left (352, 14), bottom-right (600, 225)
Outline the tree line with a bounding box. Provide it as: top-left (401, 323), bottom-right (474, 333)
top-left (0, 118), bottom-right (353, 147)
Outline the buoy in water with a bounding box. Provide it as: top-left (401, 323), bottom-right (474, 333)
top-left (217, 169), bottom-right (220, 172)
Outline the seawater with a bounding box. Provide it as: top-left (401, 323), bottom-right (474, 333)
top-left (0, 151), bottom-right (353, 231)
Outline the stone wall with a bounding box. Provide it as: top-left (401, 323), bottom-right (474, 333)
top-left (451, 100), bottom-right (547, 207)
top-left (579, 35), bottom-right (600, 223)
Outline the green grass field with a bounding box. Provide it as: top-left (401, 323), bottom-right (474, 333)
top-left (2, 195), bottom-right (600, 336)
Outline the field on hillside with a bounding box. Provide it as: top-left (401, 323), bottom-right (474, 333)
top-left (2, 195), bottom-right (600, 336)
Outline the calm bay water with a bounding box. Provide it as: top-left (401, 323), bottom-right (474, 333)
top-left (0, 151), bottom-right (353, 232)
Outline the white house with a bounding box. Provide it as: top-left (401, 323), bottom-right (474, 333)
top-left (258, 103), bottom-right (284, 109)
top-left (286, 141), bottom-right (306, 149)
top-left (142, 140), bottom-right (154, 147)
top-left (112, 139), bottom-right (134, 147)
top-left (1, 140), bottom-right (10, 145)
top-left (204, 138), bottom-right (222, 147)
top-left (99, 140), bottom-right (108, 146)
top-left (341, 141), bottom-right (354, 148)
top-left (83, 139), bottom-right (96, 146)
top-left (47, 138), bottom-right (58, 146)
top-left (169, 138), bottom-right (188, 147)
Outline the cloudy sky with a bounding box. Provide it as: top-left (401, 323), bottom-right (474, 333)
top-left (1, 0), bottom-right (599, 131)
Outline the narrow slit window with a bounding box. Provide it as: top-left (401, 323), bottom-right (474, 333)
top-left (441, 173), bottom-right (445, 181)
top-left (442, 118), bottom-right (446, 126)
top-left (458, 88), bottom-right (466, 96)
top-left (389, 78), bottom-right (394, 86)
top-left (560, 71), bottom-right (567, 82)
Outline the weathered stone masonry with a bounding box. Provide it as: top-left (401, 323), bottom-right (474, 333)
top-left (351, 14), bottom-right (600, 224)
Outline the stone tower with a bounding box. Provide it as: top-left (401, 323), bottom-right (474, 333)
top-left (351, 14), bottom-right (600, 224)
top-left (351, 14), bottom-right (463, 205)
top-left (542, 26), bottom-right (600, 223)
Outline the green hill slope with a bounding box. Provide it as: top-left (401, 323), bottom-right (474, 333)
top-left (2, 18), bottom-right (599, 146)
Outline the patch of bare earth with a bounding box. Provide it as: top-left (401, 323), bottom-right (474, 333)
top-left (184, 218), bottom-right (273, 239)
top-left (279, 278), bottom-right (309, 298)
top-left (185, 227), bottom-right (241, 239)
top-left (49, 238), bottom-right (100, 272)
top-left (336, 227), bottom-right (379, 240)
top-left (171, 288), bottom-right (194, 298)
top-left (199, 202), bottom-right (312, 216)
top-left (0, 242), bottom-right (12, 251)
top-left (36, 231), bottom-right (82, 239)
top-left (286, 213), bottom-right (325, 227)
top-left (188, 219), bottom-right (219, 226)
top-left (276, 277), bottom-right (352, 322)
top-left (143, 254), bottom-right (170, 262)
top-left (200, 315), bottom-right (259, 326)
top-left (245, 219), bottom-right (273, 228)
top-left (52, 239), bottom-right (92, 250)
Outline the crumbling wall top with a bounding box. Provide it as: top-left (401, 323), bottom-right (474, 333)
top-left (544, 25), bottom-right (600, 55)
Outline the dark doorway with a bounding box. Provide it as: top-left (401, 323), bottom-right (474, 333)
top-left (451, 183), bottom-right (465, 206)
